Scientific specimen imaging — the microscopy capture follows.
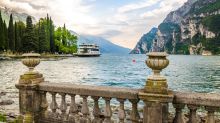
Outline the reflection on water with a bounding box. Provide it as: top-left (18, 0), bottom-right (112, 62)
top-left (0, 54), bottom-right (220, 113)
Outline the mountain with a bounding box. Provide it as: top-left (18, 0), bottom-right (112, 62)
top-left (70, 31), bottom-right (131, 54)
top-left (131, 0), bottom-right (220, 55)
top-left (0, 6), bottom-right (36, 25)
top-left (130, 28), bottom-right (157, 54)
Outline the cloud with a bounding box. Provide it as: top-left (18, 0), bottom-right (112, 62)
top-left (0, 0), bottom-right (187, 49)
top-left (118, 0), bottom-right (161, 13)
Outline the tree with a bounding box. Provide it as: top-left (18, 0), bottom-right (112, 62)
top-left (38, 19), bottom-right (47, 53)
top-left (54, 25), bottom-right (78, 54)
top-left (3, 21), bottom-right (8, 50)
top-left (15, 21), bottom-right (25, 52)
top-left (8, 14), bottom-right (15, 51)
top-left (62, 24), bottom-right (67, 46)
top-left (14, 22), bottom-right (17, 51)
top-left (23, 16), bottom-right (38, 52)
top-left (49, 17), bottom-right (55, 53)
top-left (0, 10), bottom-right (4, 51)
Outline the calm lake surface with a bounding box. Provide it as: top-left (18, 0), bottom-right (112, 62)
top-left (0, 54), bottom-right (220, 113)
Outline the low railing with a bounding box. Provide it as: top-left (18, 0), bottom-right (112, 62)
top-left (173, 92), bottom-right (220, 123)
top-left (15, 52), bottom-right (220, 123)
top-left (38, 82), bottom-right (140, 123)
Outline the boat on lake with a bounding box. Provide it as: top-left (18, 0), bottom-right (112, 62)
top-left (76, 44), bottom-right (101, 57)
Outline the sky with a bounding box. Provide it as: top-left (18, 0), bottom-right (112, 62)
top-left (0, 0), bottom-right (187, 49)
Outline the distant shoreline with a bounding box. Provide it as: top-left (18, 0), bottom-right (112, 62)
top-left (0, 53), bottom-right (75, 60)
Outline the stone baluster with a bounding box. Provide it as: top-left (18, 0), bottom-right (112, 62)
top-left (129, 99), bottom-right (140, 123)
top-left (187, 105), bottom-right (198, 123)
top-left (139, 52), bottom-right (173, 123)
top-left (205, 106), bottom-right (216, 123)
top-left (92, 96), bottom-right (102, 123)
top-left (40, 91), bottom-right (49, 118)
top-left (117, 99), bottom-right (126, 123)
top-left (80, 95), bottom-right (91, 123)
top-left (60, 93), bottom-right (67, 121)
top-left (103, 97), bottom-right (112, 123)
top-left (173, 103), bottom-right (185, 123)
top-left (69, 94), bottom-right (79, 122)
top-left (50, 92), bottom-right (58, 118)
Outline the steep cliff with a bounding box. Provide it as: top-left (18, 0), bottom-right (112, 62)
top-left (130, 28), bottom-right (157, 54)
top-left (132, 0), bottom-right (220, 55)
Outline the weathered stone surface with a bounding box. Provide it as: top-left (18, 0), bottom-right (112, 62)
top-left (173, 92), bottom-right (220, 107)
top-left (0, 99), bottom-right (14, 105)
top-left (0, 92), bottom-right (6, 97)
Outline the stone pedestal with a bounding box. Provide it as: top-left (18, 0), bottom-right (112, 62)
top-left (139, 52), bottom-right (174, 123)
top-left (15, 53), bottom-right (44, 123)
top-left (139, 91), bottom-right (173, 123)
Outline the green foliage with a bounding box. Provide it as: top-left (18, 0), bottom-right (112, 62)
top-left (54, 26), bottom-right (78, 54)
top-left (0, 113), bottom-right (6, 122)
top-left (15, 21), bottom-right (25, 52)
top-left (0, 12), bottom-right (77, 54)
top-left (49, 17), bottom-right (55, 52)
top-left (23, 16), bottom-right (38, 52)
top-left (191, 33), bottom-right (205, 45)
top-left (3, 21), bottom-right (8, 50)
top-left (158, 22), bottom-right (181, 34)
top-left (202, 15), bottom-right (220, 35)
top-left (194, 0), bottom-right (220, 14)
top-left (176, 43), bottom-right (190, 54)
top-left (8, 14), bottom-right (15, 51)
top-left (0, 10), bottom-right (4, 51)
top-left (38, 18), bottom-right (50, 52)
top-left (191, 32), bottom-right (220, 55)
top-left (204, 37), bottom-right (220, 54)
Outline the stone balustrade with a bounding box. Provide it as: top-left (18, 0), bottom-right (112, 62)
top-left (172, 92), bottom-right (220, 123)
top-left (15, 52), bottom-right (220, 123)
top-left (37, 82), bottom-right (140, 123)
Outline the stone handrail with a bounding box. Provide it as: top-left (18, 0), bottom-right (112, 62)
top-left (174, 92), bottom-right (220, 107)
top-left (15, 52), bottom-right (220, 123)
top-left (38, 82), bottom-right (140, 100)
top-left (172, 92), bottom-right (220, 123)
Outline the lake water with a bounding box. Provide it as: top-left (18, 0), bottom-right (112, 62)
top-left (0, 54), bottom-right (220, 113)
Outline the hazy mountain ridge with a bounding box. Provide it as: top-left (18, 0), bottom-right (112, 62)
top-left (71, 31), bottom-right (131, 54)
top-left (0, 6), bottom-right (36, 25)
top-left (132, 0), bottom-right (220, 55)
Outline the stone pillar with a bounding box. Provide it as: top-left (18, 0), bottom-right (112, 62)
top-left (139, 52), bottom-right (174, 123)
top-left (15, 53), bottom-right (44, 123)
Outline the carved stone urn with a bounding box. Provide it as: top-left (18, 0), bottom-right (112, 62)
top-left (144, 52), bottom-right (169, 94)
top-left (22, 53), bottom-right (41, 74)
top-left (19, 53), bottom-right (44, 84)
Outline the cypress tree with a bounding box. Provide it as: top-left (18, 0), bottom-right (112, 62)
top-left (46, 14), bottom-right (50, 52)
top-left (49, 17), bottom-right (55, 53)
top-left (23, 16), bottom-right (37, 52)
top-left (3, 21), bottom-right (8, 50)
top-left (8, 14), bottom-right (15, 51)
top-left (17, 21), bottom-right (25, 52)
top-left (39, 19), bottom-right (47, 53)
top-left (14, 22), bottom-right (17, 51)
top-left (0, 10), bottom-right (4, 51)
top-left (62, 24), bottom-right (67, 46)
